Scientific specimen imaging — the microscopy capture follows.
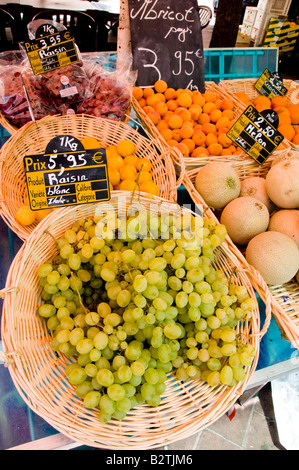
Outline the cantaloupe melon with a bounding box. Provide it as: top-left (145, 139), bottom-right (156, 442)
top-left (268, 210), bottom-right (299, 247)
top-left (195, 162), bottom-right (240, 210)
top-left (240, 176), bottom-right (274, 212)
top-left (220, 197), bottom-right (269, 245)
top-left (265, 158), bottom-right (299, 209)
top-left (245, 231), bottom-right (299, 285)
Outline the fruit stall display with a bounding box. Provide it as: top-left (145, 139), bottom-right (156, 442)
top-left (219, 78), bottom-right (299, 150)
top-left (0, 192), bottom-right (271, 449)
top-left (132, 80), bottom-right (290, 174)
top-left (0, 113), bottom-right (183, 241)
top-left (183, 151), bottom-right (299, 349)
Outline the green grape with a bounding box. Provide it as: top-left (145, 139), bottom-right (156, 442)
top-left (232, 365), bottom-right (246, 382)
top-left (38, 263), bottom-right (53, 278)
top-left (83, 390), bottom-right (101, 408)
top-left (228, 352), bottom-right (241, 368)
top-left (68, 253), bottom-right (81, 270)
top-left (220, 365), bottom-right (233, 385)
top-left (68, 367), bottom-right (87, 385)
top-left (85, 363), bottom-right (98, 378)
top-left (207, 370), bottom-right (220, 386)
top-left (220, 328), bottom-right (236, 343)
top-left (76, 338), bottom-right (94, 355)
top-left (117, 365), bottom-right (133, 383)
top-left (133, 275), bottom-right (148, 293)
top-left (38, 303), bottom-right (56, 318)
top-left (116, 290), bottom-right (131, 307)
top-left (75, 381), bottom-right (94, 398)
top-left (115, 397), bottom-right (132, 414)
top-left (96, 368), bottom-right (114, 387)
top-left (107, 384), bottom-right (126, 401)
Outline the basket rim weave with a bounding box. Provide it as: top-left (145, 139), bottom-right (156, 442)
top-left (183, 157), bottom-right (299, 350)
top-left (0, 192), bottom-right (270, 450)
top-left (0, 113), bottom-right (184, 241)
top-left (132, 81), bottom-right (290, 173)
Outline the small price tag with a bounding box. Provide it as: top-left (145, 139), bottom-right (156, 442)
top-left (23, 135), bottom-right (110, 210)
top-left (227, 105), bottom-right (284, 165)
top-left (24, 23), bottom-right (79, 75)
top-left (255, 68), bottom-right (288, 98)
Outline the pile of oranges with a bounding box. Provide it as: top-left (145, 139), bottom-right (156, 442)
top-left (235, 91), bottom-right (299, 146)
top-left (133, 80), bottom-right (244, 158)
top-left (82, 136), bottom-right (159, 196)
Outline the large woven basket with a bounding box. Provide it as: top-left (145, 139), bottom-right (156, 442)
top-left (132, 81), bottom-right (290, 173)
top-left (0, 192), bottom-right (271, 450)
top-left (0, 113), bottom-right (183, 241)
top-left (183, 154), bottom-right (299, 350)
top-left (219, 78), bottom-right (299, 151)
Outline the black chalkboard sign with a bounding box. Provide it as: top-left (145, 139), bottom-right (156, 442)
top-left (23, 135), bottom-right (110, 210)
top-left (128, 0), bottom-right (205, 92)
top-left (227, 105), bottom-right (284, 165)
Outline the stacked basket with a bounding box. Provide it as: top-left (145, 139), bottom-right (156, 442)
top-left (0, 192), bottom-right (272, 450)
top-left (0, 113), bottom-right (184, 241)
top-left (132, 81), bottom-right (291, 174)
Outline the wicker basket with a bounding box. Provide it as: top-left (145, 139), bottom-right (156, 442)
top-left (0, 113), bottom-right (183, 241)
top-left (0, 192), bottom-right (271, 450)
top-left (183, 153), bottom-right (299, 350)
top-left (219, 78), bottom-right (299, 151)
top-left (132, 81), bottom-right (290, 173)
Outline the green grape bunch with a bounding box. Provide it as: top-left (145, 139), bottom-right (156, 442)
top-left (37, 209), bottom-right (258, 423)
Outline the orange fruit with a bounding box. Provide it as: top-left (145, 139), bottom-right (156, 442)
top-left (192, 130), bottom-right (206, 146)
top-left (168, 114), bottom-right (183, 129)
top-left (119, 165), bottom-right (138, 181)
top-left (174, 142), bottom-right (190, 156)
top-left (132, 87), bottom-right (143, 100)
top-left (292, 133), bottom-right (299, 145)
top-left (210, 109), bottom-right (222, 123)
top-left (147, 109), bottom-right (161, 125)
top-left (189, 104), bottom-right (202, 121)
top-left (271, 95), bottom-right (288, 109)
top-left (214, 99), bottom-right (223, 109)
top-left (198, 113), bottom-right (210, 125)
top-left (177, 92), bottom-right (193, 108)
top-left (119, 180), bottom-right (139, 191)
top-left (166, 139), bottom-right (179, 147)
top-left (117, 139), bottom-right (135, 157)
top-left (107, 154), bottom-right (124, 170)
top-left (137, 158), bottom-right (152, 172)
top-left (159, 128), bottom-right (173, 141)
top-left (201, 122), bottom-right (217, 135)
top-left (278, 124), bottom-right (296, 141)
top-left (221, 148), bottom-right (233, 156)
top-left (254, 95), bottom-right (271, 112)
top-left (16, 205), bottom-right (36, 226)
top-left (176, 107), bottom-right (192, 121)
top-left (215, 116), bottom-right (230, 130)
top-left (164, 87), bottom-right (176, 100)
top-left (108, 168), bottom-right (121, 186)
top-left (192, 91), bottom-right (205, 107)
top-left (278, 111), bottom-right (292, 126)
top-left (203, 102), bottom-right (216, 114)
top-left (205, 133), bottom-right (218, 147)
top-left (124, 154), bottom-right (139, 168)
top-left (106, 145), bottom-right (118, 158)
top-left (235, 91), bottom-right (251, 104)
top-left (221, 98), bottom-right (234, 111)
top-left (156, 119), bottom-right (169, 131)
top-left (222, 109), bottom-right (234, 120)
top-left (207, 143), bottom-right (223, 156)
top-left (204, 91), bottom-right (217, 102)
top-left (180, 123), bottom-right (194, 139)
top-left (153, 101), bottom-right (168, 116)
top-left (288, 104), bottom-right (299, 125)
top-left (138, 98), bottom-right (146, 108)
top-left (154, 80), bottom-right (168, 93)
top-left (35, 208), bottom-right (53, 223)
top-left (191, 147), bottom-right (209, 158)
top-left (218, 133), bottom-right (232, 148)
top-left (81, 136), bottom-right (101, 149)
top-left (181, 138), bottom-right (195, 153)
top-left (138, 171), bottom-right (153, 184)
top-left (166, 100), bottom-right (178, 111)
top-left (139, 181), bottom-right (159, 196)
top-left (172, 129), bottom-right (182, 142)
top-left (143, 88), bottom-right (155, 98)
